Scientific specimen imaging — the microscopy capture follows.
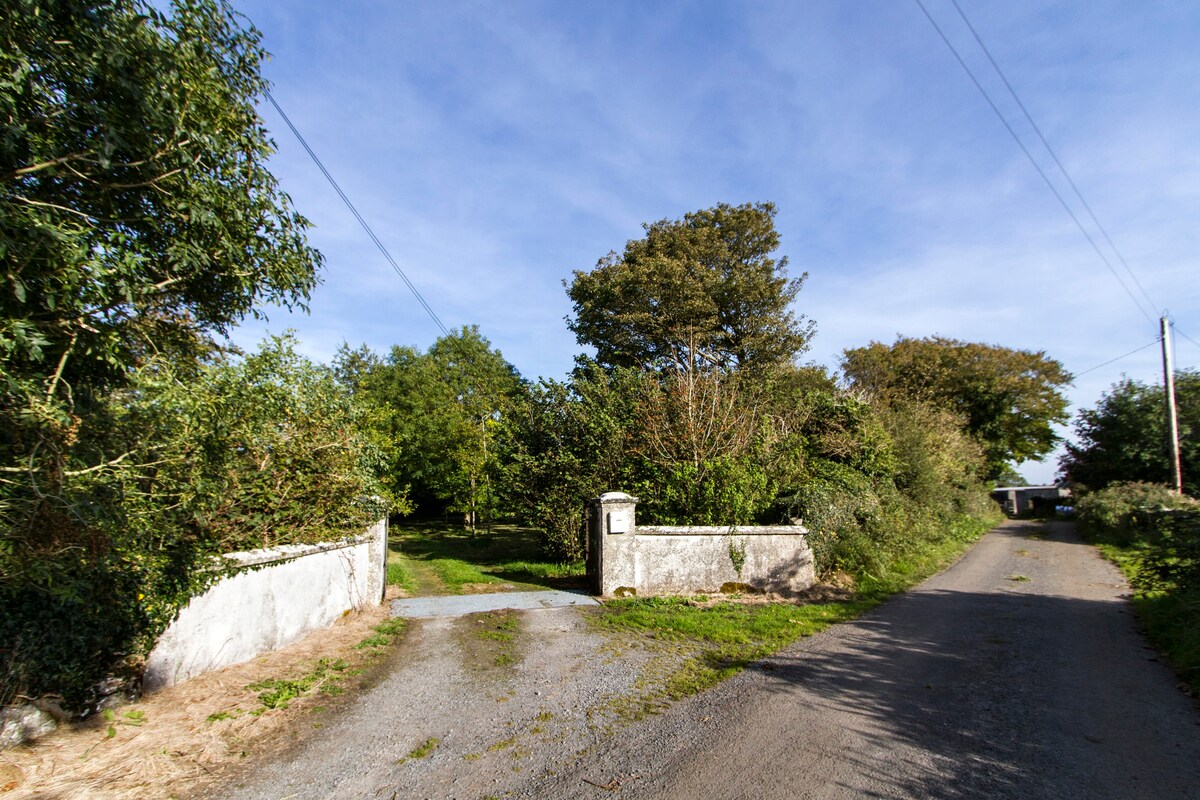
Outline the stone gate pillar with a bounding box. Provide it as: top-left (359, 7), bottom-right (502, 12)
top-left (587, 492), bottom-right (638, 595)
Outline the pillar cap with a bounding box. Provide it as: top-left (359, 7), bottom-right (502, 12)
top-left (597, 491), bottom-right (638, 503)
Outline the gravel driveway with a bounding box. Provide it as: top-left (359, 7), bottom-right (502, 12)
top-left (204, 519), bottom-right (1200, 799)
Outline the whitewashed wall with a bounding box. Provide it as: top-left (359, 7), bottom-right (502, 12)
top-left (143, 517), bottom-right (388, 691)
top-left (588, 493), bottom-right (815, 597)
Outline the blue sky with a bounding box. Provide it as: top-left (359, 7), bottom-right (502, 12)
top-left (229, 0), bottom-right (1200, 484)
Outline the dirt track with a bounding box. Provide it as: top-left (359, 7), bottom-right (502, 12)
top-left (204, 519), bottom-right (1200, 799)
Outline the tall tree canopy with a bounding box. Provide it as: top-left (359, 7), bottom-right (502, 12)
top-left (1, 0), bottom-right (320, 489)
top-left (841, 336), bottom-right (1071, 479)
top-left (566, 202), bottom-right (814, 375)
top-left (344, 327), bottom-right (525, 530)
top-left (1060, 371), bottom-right (1198, 496)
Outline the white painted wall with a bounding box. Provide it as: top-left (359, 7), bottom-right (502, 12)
top-left (589, 493), bottom-right (815, 597)
top-left (143, 517), bottom-right (388, 691)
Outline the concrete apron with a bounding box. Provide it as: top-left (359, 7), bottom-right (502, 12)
top-left (390, 589), bottom-right (600, 619)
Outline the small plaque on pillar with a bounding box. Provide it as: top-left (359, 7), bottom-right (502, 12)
top-left (607, 509), bottom-right (630, 534)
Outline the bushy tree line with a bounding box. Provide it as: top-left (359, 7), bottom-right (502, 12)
top-left (349, 204), bottom-right (1019, 572)
top-left (1060, 370), bottom-right (1198, 497)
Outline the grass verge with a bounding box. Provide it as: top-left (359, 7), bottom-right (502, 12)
top-left (1091, 540), bottom-right (1200, 697)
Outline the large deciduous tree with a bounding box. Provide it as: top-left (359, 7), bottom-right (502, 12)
top-left (1, 0), bottom-right (320, 504)
top-left (841, 336), bottom-right (1071, 479)
top-left (566, 202), bottom-right (813, 376)
top-left (1060, 371), bottom-right (1198, 497)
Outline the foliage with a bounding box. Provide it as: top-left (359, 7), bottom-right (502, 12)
top-left (499, 363), bottom-right (643, 560)
top-left (1074, 482), bottom-right (1198, 547)
top-left (342, 327), bottom-right (523, 530)
top-left (0, 337), bottom-right (386, 709)
top-left (627, 370), bottom-right (776, 525)
top-left (0, 0), bottom-right (331, 711)
top-left (1, 0), bottom-right (319, 509)
top-left (566, 202), bottom-right (813, 375)
top-left (841, 336), bottom-right (1071, 478)
top-left (1060, 371), bottom-right (1198, 496)
top-left (110, 335), bottom-right (389, 552)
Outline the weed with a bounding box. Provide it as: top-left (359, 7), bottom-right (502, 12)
top-left (354, 634), bottom-right (390, 649)
top-left (400, 737), bottom-right (441, 762)
top-left (488, 737), bottom-right (517, 752)
top-left (1007, 575), bottom-right (1031, 582)
top-left (355, 618), bottom-right (407, 649)
top-left (206, 709), bottom-right (240, 723)
top-left (466, 609), bottom-right (522, 669)
top-left (246, 655), bottom-right (359, 711)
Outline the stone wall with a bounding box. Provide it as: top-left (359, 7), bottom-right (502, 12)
top-left (588, 493), bottom-right (814, 596)
top-left (143, 517), bottom-right (388, 691)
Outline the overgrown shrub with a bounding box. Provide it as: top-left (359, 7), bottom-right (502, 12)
top-left (1137, 510), bottom-right (1200, 594)
top-left (1074, 482), bottom-right (1199, 547)
top-left (0, 336), bottom-right (387, 710)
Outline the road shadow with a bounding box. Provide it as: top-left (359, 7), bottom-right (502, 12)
top-left (747, 568), bottom-right (1200, 798)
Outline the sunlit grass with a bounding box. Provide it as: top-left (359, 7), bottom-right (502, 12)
top-left (388, 522), bottom-right (585, 596)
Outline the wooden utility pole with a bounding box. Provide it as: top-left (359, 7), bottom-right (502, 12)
top-left (1161, 316), bottom-right (1184, 495)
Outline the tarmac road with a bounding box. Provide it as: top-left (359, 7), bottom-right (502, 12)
top-left (522, 519), bottom-right (1200, 799)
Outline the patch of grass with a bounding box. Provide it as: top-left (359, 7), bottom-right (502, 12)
top-left (399, 737), bottom-right (441, 763)
top-left (592, 597), bottom-right (874, 700)
top-left (465, 609), bottom-right (522, 669)
top-left (355, 618), bottom-right (407, 650)
top-left (386, 561), bottom-right (415, 593)
top-left (206, 709), bottom-right (241, 723)
top-left (488, 737), bottom-right (517, 752)
top-left (388, 523), bottom-right (585, 596)
top-left (1008, 574), bottom-right (1030, 582)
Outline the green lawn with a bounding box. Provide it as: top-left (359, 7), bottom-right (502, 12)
top-left (387, 522), bottom-right (585, 596)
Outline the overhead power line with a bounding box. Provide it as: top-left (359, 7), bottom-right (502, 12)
top-left (263, 89), bottom-right (450, 338)
top-left (946, 0), bottom-right (1159, 317)
top-left (1073, 339), bottom-right (1159, 378)
top-left (912, 0), bottom-right (1157, 326)
top-left (1174, 325), bottom-right (1200, 353)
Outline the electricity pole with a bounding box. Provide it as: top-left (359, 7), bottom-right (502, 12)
top-left (1161, 316), bottom-right (1183, 495)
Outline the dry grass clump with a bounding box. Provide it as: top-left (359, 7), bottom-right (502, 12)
top-left (0, 599), bottom-right (400, 800)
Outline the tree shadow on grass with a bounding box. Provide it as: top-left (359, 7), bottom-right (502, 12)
top-left (390, 522), bottom-right (586, 593)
